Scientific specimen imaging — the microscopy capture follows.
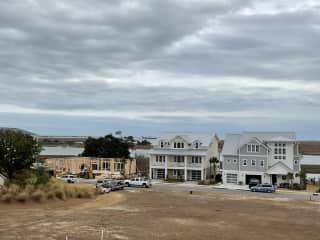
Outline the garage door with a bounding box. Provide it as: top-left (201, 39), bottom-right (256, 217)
top-left (226, 173), bottom-right (238, 184)
top-left (156, 169), bottom-right (165, 179)
top-left (191, 170), bottom-right (201, 180)
top-left (245, 175), bottom-right (261, 185)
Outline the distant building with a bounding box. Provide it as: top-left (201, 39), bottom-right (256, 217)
top-left (45, 157), bottom-right (136, 178)
top-left (149, 132), bottom-right (219, 181)
top-left (221, 132), bottom-right (301, 186)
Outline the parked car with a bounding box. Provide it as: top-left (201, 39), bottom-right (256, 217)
top-left (98, 180), bottom-right (125, 192)
top-left (248, 178), bottom-right (260, 189)
top-left (96, 179), bottom-right (109, 188)
top-left (251, 184), bottom-right (275, 193)
top-left (123, 177), bottom-right (152, 188)
top-left (58, 174), bottom-right (77, 183)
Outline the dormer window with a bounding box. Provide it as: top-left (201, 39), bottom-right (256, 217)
top-left (195, 142), bottom-right (199, 149)
top-left (174, 141), bottom-right (184, 149)
top-left (247, 144), bottom-right (260, 153)
top-left (160, 141), bottom-right (164, 148)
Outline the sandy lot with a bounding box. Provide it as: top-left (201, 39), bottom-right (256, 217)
top-left (0, 188), bottom-right (319, 240)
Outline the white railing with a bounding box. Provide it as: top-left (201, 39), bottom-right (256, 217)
top-left (150, 161), bottom-right (165, 167)
top-left (167, 161), bottom-right (185, 167)
top-left (187, 163), bottom-right (202, 168)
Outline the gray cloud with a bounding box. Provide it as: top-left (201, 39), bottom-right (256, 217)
top-left (0, 0), bottom-right (320, 136)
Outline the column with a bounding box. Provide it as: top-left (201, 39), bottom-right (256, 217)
top-left (165, 155), bottom-right (168, 180)
top-left (184, 155), bottom-right (187, 181)
top-left (201, 156), bottom-right (204, 180)
top-left (149, 156), bottom-right (152, 179)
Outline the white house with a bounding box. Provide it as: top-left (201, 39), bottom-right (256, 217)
top-left (221, 132), bottom-right (301, 186)
top-left (149, 132), bottom-right (219, 181)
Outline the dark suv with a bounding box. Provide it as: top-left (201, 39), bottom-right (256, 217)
top-left (248, 178), bottom-right (260, 188)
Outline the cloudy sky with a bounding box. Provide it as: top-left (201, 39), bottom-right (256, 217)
top-left (1, 0), bottom-right (320, 138)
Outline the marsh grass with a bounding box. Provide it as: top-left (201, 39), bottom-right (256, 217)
top-left (0, 178), bottom-right (96, 203)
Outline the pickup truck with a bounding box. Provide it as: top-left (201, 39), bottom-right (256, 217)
top-left (58, 174), bottom-right (77, 183)
top-left (123, 177), bottom-right (152, 188)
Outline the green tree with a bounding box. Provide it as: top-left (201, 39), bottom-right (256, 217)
top-left (209, 157), bottom-right (219, 184)
top-left (82, 135), bottom-right (130, 158)
top-left (0, 129), bottom-right (41, 179)
top-left (287, 172), bottom-right (294, 188)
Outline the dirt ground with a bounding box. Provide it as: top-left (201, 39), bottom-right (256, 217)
top-left (0, 188), bottom-right (319, 240)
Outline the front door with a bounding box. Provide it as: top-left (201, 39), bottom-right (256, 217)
top-left (272, 175), bottom-right (277, 185)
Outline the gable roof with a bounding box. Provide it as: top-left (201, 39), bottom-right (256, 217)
top-left (267, 161), bottom-right (293, 175)
top-left (156, 132), bottom-right (217, 147)
top-left (222, 131), bottom-right (296, 155)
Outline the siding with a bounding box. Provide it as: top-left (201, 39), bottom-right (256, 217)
top-left (223, 155), bottom-right (239, 171)
top-left (239, 156), bottom-right (267, 172)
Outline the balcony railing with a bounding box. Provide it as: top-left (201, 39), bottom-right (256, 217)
top-left (187, 163), bottom-right (202, 168)
top-left (167, 162), bottom-right (185, 167)
top-left (151, 161), bottom-right (165, 167)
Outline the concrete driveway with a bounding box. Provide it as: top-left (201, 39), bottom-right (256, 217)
top-left (151, 181), bottom-right (320, 201)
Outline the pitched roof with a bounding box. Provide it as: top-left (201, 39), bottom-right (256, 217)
top-left (222, 132), bottom-right (296, 155)
top-left (267, 161), bottom-right (293, 175)
top-left (156, 132), bottom-right (217, 147)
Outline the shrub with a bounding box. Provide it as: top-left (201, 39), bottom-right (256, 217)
top-left (31, 190), bottom-right (45, 202)
top-left (1, 193), bottom-right (13, 203)
top-left (15, 191), bottom-right (28, 203)
top-left (46, 191), bottom-right (56, 200)
top-left (54, 189), bottom-right (66, 200)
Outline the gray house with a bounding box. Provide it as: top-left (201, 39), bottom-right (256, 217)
top-left (221, 132), bottom-right (301, 186)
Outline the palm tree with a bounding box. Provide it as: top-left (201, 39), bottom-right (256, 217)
top-left (209, 157), bottom-right (219, 184)
top-left (287, 172), bottom-right (294, 189)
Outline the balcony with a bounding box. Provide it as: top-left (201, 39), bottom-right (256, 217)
top-left (187, 163), bottom-right (202, 168)
top-left (167, 161), bottom-right (185, 167)
top-left (150, 161), bottom-right (165, 167)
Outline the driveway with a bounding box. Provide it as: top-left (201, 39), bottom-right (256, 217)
top-left (152, 181), bottom-right (320, 201)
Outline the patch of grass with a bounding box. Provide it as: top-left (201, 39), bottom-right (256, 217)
top-left (31, 190), bottom-right (45, 202)
top-left (15, 191), bottom-right (28, 203)
top-left (0, 178), bottom-right (96, 204)
top-left (1, 193), bottom-right (13, 203)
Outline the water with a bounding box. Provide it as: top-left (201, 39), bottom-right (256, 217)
top-left (41, 146), bottom-right (84, 156)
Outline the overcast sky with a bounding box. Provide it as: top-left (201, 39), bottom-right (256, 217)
top-left (1, 0), bottom-right (320, 138)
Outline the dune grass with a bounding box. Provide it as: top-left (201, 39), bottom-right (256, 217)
top-left (0, 178), bottom-right (97, 203)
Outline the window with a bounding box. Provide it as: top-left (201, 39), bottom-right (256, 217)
top-left (91, 163), bottom-right (98, 170)
top-left (233, 159), bottom-right (237, 164)
top-left (251, 159), bottom-right (256, 166)
top-left (247, 144), bottom-right (260, 153)
top-left (282, 175), bottom-right (287, 180)
top-left (247, 144), bottom-right (252, 152)
top-left (102, 161), bottom-right (110, 170)
top-left (160, 141), bottom-right (164, 148)
top-left (173, 170), bottom-right (178, 176)
top-left (114, 162), bottom-right (124, 171)
top-left (174, 156), bottom-right (184, 162)
top-left (260, 160), bottom-right (264, 167)
top-left (294, 160), bottom-right (299, 165)
top-left (174, 142), bottom-right (185, 149)
top-left (226, 173), bottom-right (238, 184)
top-left (156, 155), bottom-right (165, 163)
top-left (191, 156), bottom-right (201, 164)
top-left (195, 142), bottom-right (199, 149)
top-left (274, 142), bottom-right (287, 161)
top-left (243, 159), bottom-right (247, 166)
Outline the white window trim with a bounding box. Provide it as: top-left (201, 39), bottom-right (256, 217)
top-left (251, 159), bottom-right (256, 167)
top-left (242, 159), bottom-right (247, 166)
